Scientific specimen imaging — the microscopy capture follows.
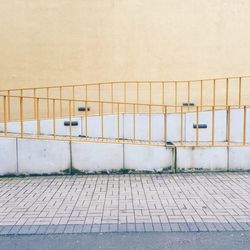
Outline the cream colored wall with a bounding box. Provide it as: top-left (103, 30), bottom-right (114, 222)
top-left (0, 0), bottom-right (250, 90)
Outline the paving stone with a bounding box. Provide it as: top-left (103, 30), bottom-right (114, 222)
top-left (54, 224), bottom-right (66, 234)
top-left (153, 223), bottom-right (163, 232)
top-left (118, 224), bottom-right (127, 232)
top-left (162, 223), bottom-right (172, 232)
top-left (91, 224), bottom-right (100, 233)
top-left (108, 224), bottom-right (117, 232)
top-left (136, 223), bottom-right (145, 232)
top-left (0, 173), bottom-right (249, 235)
top-left (9, 225), bottom-right (22, 234)
top-left (36, 225), bottom-right (49, 234)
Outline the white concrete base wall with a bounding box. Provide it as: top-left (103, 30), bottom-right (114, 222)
top-left (185, 110), bottom-right (227, 142)
top-left (81, 115), bottom-right (123, 139)
top-left (17, 139), bottom-right (71, 174)
top-left (228, 147), bottom-right (250, 170)
top-left (124, 144), bottom-right (173, 171)
top-left (72, 142), bottom-right (123, 172)
top-left (177, 147), bottom-right (228, 171)
top-left (1, 108), bottom-right (250, 144)
top-left (0, 138), bottom-right (17, 175)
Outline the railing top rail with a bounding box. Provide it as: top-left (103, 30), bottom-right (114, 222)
top-left (0, 93), bottom-right (249, 109)
top-left (0, 75), bottom-right (250, 92)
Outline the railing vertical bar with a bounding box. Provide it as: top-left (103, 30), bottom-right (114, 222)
top-left (69, 100), bottom-right (72, 140)
top-left (200, 80), bottom-right (203, 111)
top-left (124, 82), bottom-right (126, 113)
top-left (98, 84), bottom-right (101, 115)
top-left (243, 105), bottom-right (246, 145)
top-left (117, 103), bottom-right (120, 143)
top-left (164, 106), bottom-right (167, 143)
top-left (36, 98), bottom-right (40, 137)
top-left (111, 83), bottom-right (114, 114)
top-left (20, 97), bottom-right (23, 138)
top-left (149, 82), bottom-right (152, 106)
top-left (85, 100), bottom-right (88, 140)
top-left (188, 81), bottom-right (190, 112)
top-left (239, 77), bottom-right (242, 107)
top-left (162, 82), bottom-right (165, 113)
top-left (7, 90), bottom-right (10, 121)
top-left (137, 82), bottom-right (139, 113)
top-left (196, 106), bottom-right (199, 146)
top-left (3, 96), bottom-right (7, 135)
top-left (133, 104), bottom-right (136, 143)
top-left (33, 88), bottom-right (37, 119)
top-left (101, 102), bottom-right (104, 142)
top-left (73, 86), bottom-right (76, 117)
top-left (60, 86), bottom-right (62, 117)
top-left (212, 106), bottom-right (215, 146)
top-left (53, 99), bottom-right (56, 139)
top-left (226, 78), bottom-right (229, 107)
top-left (47, 88), bottom-right (49, 119)
top-left (213, 79), bottom-right (216, 106)
top-left (227, 106), bottom-right (231, 145)
top-left (180, 106), bottom-right (183, 145)
top-left (149, 104), bottom-right (151, 144)
top-left (175, 81), bottom-right (177, 112)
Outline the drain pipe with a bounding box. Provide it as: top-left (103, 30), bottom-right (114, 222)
top-left (166, 141), bottom-right (176, 173)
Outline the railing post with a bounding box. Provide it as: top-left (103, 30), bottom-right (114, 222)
top-left (149, 82), bottom-right (152, 107)
top-left (162, 82), bottom-right (165, 114)
top-left (69, 100), bottom-right (72, 140)
top-left (137, 82), bottom-right (139, 113)
top-left (212, 106), bottom-right (215, 146)
top-left (111, 83), bottom-right (114, 114)
top-left (227, 106), bottom-right (231, 145)
top-left (226, 78), bottom-right (229, 107)
top-left (149, 104), bottom-right (151, 144)
top-left (60, 86), bottom-right (62, 117)
top-left (46, 87), bottom-right (49, 119)
top-left (124, 82), bottom-right (126, 113)
top-left (188, 81), bottom-right (190, 112)
top-left (72, 86), bottom-right (76, 117)
top-left (133, 104), bottom-right (136, 143)
top-left (3, 96), bottom-right (7, 135)
top-left (98, 84), bottom-right (101, 115)
top-left (36, 98), bottom-right (40, 137)
top-left (200, 80), bottom-right (203, 111)
top-left (164, 106), bottom-right (167, 143)
top-left (239, 77), bottom-right (242, 108)
top-left (85, 100), bottom-right (88, 140)
top-left (213, 79), bottom-right (216, 106)
top-left (7, 90), bottom-right (10, 121)
top-left (101, 102), bottom-right (104, 142)
top-left (175, 81), bottom-right (177, 112)
top-left (117, 103), bottom-right (120, 143)
top-left (33, 88), bottom-right (37, 120)
top-left (243, 105), bottom-right (246, 145)
top-left (53, 99), bottom-right (56, 139)
top-left (180, 106), bottom-right (183, 145)
top-left (196, 106), bottom-right (199, 146)
top-left (20, 96), bottom-right (24, 138)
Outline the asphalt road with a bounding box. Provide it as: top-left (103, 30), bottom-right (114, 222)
top-left (0, 231), bottom-right (249, 250)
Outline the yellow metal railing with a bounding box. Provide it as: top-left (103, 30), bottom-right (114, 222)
top-left (1, 76), bottom-right (250, 122)
top-left (0, 75), bottom-right (250, 147)
top-left (0, 93), bottom-right (250, 147)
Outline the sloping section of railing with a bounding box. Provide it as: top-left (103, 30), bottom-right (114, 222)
top-left (0, 76), bottom-right (250, 121)
top-left (0, 76), bottom-right (250, 147)
top-left (0, 94), bottom-right (249, 147)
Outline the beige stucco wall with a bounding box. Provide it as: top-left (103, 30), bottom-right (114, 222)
top-left (0, 0), bottom-right (250, 90)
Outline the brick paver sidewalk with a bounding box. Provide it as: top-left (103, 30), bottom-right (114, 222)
top-left (0, 173), bottom-right (249, 234)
